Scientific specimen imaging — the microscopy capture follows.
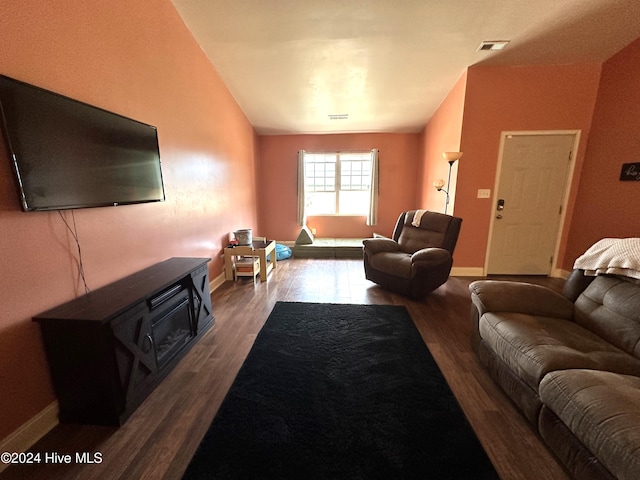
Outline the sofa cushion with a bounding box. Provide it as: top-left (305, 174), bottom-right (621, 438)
top-left (574, 275), bottom-right (640, 358)
top-left (479, 312), bottom-right (640, 390)
top-left (367, 251), bottom-right (412, 278)
top-left (540, 370), bottom-right (640, 480)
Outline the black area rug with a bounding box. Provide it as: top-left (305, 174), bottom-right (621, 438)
top-left (183, 302), bottom-right (498, 480)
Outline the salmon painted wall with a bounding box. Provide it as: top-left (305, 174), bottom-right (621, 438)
top-left (564, 38), bottom-right (640, 266)
top-left (417, 72), bottom-right (466, 213)
top-left (257, 133), bottom-right (420, 240)
top-left (453, 63), bottom-right (601, 270)
top-left (0, 0), bottom-right (257, 440)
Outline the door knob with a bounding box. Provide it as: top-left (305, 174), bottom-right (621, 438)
top-left (497, 199), bottom-right (505, 211)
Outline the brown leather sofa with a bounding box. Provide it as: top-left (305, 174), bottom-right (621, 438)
top-left (363, 210), bottom-right (462, 298)
top-left (469, 270), bottom-right (640, 480)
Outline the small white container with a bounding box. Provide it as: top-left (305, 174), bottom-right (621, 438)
top-left (234, 229), bottom-right (252, 245)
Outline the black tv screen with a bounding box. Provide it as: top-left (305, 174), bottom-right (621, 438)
top-left (0, 75), bottom-right (165, 211)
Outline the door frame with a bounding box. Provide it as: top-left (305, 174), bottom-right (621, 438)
top-left (483, 130), bottom-right (581, 277)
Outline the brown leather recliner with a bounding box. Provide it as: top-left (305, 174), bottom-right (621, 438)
top-left (363, 210), bottom-right (462, 298)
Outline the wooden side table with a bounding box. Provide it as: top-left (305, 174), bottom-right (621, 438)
top-left (224, 240), bottom-right (277, 282)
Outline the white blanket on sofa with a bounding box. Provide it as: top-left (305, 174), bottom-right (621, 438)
top-left (573, 238), bottom-right (640, 280)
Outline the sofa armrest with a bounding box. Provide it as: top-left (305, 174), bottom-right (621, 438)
top-left (562, 269), bottom-right (596, 302)
top-left (411, 247), bottom-right (452, 267)
top-left (363, 238), bottom-right (400, 255)
top-left (469, 280), bottom-right (574, 320)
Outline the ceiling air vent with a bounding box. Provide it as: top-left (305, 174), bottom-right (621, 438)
top-left (477, 40), bottom-right (510, 52)
top-left (328, 114), bottom-right (349, 120)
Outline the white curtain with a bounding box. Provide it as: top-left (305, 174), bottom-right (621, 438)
top-left (366, 148), bottom-right (379, 226)
top-left (296, 150), bottom-right (306, 226)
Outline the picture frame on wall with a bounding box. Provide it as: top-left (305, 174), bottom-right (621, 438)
top-left (620, 162), bottom-right (640, 181)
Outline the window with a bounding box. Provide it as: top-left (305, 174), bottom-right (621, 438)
top-left (304, 152), bottom-right (373, 215)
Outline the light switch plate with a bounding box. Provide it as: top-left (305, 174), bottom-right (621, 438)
top-left (477, 189), bottom-right (491, 198)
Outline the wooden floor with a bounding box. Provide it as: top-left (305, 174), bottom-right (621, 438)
top-left (3, 259), bottom-right (570, 480)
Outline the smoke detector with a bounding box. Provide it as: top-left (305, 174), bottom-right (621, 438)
top-left (477, 40), bottom-right (510, 52)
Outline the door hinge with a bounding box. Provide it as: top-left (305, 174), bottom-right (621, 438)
top-left (559, 205), bottom-right (563, 215)
top-left (550, 256), bottom-right (554, 265)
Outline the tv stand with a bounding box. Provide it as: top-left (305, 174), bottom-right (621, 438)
top-left (34, 257), bottom-right (213, 425)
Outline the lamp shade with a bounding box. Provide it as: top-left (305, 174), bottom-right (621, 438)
top-left (442, 151), bottom-right (463, 162)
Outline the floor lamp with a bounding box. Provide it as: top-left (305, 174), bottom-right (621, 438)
top-left (433, 152), bottom-right (463, 215)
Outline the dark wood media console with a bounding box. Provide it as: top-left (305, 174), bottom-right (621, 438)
top-left (34, 257), bottom-right (214, 426)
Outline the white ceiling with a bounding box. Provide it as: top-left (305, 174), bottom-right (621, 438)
top-left (171, 0), bottom-right (640, 135)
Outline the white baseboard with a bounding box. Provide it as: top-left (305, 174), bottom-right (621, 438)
top-left (0, 401), bottom-right (59, 473)
top-left (451, 267), bottom-right (485, 277)
top-left (551, 268), bottom-right (572, 279)
top-left (209, 271), bottom-right (227, 293)
top-left (452, 267), bottom-right (571, 279)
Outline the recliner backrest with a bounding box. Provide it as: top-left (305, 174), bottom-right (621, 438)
top-left (574, 275), bottom-right (640, 359)
top-left (393, 210), bottom-right (462, 254)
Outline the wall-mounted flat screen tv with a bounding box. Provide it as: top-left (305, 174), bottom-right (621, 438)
top-left (0, 75), bottom-right (165, 211)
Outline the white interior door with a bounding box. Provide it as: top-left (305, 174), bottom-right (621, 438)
top-left (486, 133), bottom-right (575, 275)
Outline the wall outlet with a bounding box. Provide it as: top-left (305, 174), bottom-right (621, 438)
top-left (477, 189), bottom-right (491, 198)
top-left (311, 228), bottom-right (317, 235)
